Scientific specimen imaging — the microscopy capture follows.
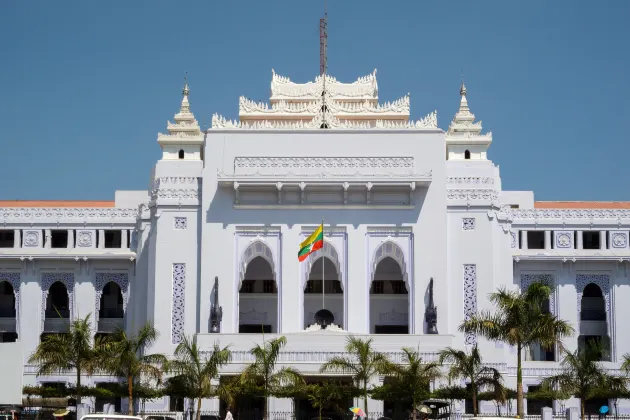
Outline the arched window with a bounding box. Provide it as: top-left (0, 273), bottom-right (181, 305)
top-left (0, 281), bottom-right (16, 318)
top-left (578, 283), bottom-right (610, 361)
top-left (178, 149), bottom-right (185, 159)
top-left (46, 282), bottom-right (69, 318)
top-left (464, 150), bottom-right (471, 160)
top-left (238, 252), bottom-right (278, 333)
top-left (100, 282), bottom-right (124, 319)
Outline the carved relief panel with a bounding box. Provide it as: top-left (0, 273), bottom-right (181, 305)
top-left (22, 230), bottom-right (42, 248)
top-left (553, 231), bottom-right (574, 250)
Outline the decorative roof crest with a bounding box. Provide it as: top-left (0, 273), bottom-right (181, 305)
top-left (446, 82), bottom-right (488, 140)
top-left (158, 78), bottom-right (203, 144)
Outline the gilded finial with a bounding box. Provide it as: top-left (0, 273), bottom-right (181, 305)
top-left (460, 69), bottom-right (467, 96)
top-left (182, 72), bottom-right (190, 96)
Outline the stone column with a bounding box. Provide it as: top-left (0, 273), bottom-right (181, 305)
top-left (544, 231), bottom-right (551, 250)
top-left (576, 231), bottom-right (583, 249)
top-left (521, 230), bottom-right (528, 250)
top-left (44, 229), bottom-right (51, 248)
top-left (121, 229), bottom-right (128, 249)
top-left (600, 231), bottom-right (607, 249)
top-left (13, 230), bottom-right (21, 248)
top-left (98, 230), bottom-right (105, 249)
top-left (67, 229), bottom-right (74, 248)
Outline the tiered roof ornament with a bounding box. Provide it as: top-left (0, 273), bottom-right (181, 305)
top-left (445, 82), bottom-right (493, 160)
top-left (157, 80), bottom-right (204, 155)
top-left (212, 70), bottom-right (438, 130)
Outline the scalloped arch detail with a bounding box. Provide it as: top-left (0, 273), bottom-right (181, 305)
top-left (302, 241), bottom-right (343, 291)
top-left (239, 240), bottom-right (276, 289)
top-left (371, 241), bottom-right (408, 291)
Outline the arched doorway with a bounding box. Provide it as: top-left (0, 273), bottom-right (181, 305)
top-left (370, 242), bottom-right (410, 334)
top-left (304, 256), bottom-right (343, 328)
top-left (0, 281), bottom-right (17, 342)
top-left (578, 283), bottom-right (610, 361)
top-left (370, 257), bottom-right (409, 334)
top-left (238, 242), bottom-right (278, 333)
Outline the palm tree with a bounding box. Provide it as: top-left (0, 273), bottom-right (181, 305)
top-left (542, 342), bottom-right (626, 420)
top-left (439, 345), bottom-right (503, 416)
top-left (320, 336), bottom-right (393, 417)
top-left (460, 281), bottom-right (574, 417)
top-left (239, 336), bottom-right (303, 420)
top-left (28, 314), bottom-right (96, 405)
top-left (170, 336), bottom-right (232, 420)
top-left (300, 381), bottom-right (358, 420)
top-left (622, 353), bottom-right (630, 373)
top-left (387, 347), bottom-right (442, 420)
top-left (98, 323), bottom-right (168, 414)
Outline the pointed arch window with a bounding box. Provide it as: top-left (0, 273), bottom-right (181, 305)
top-left (178, 149), bottom-right (185, 159)
top-left (464, 150), bottom-right (471, 160)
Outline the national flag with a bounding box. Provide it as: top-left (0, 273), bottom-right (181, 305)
top-left (298, 224), bottom-right (324, 262)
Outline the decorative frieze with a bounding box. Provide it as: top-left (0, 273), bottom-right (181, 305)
top-left (510, 209), bottom-right (630, 220)
top-left (448, 189), bottom-right (499, 201)
top-left (270, 70), bottom-right (378, 99)
top-left (94, 273), bottom-right (129, 323)
top-left (234, 156), bottom-right (414, 170)
top-left (0, 209), bottom-right (137, 225)
top-left (447, 177), bottom-right (494, 185)
top-left (463, 264), bottom-right (477, 345)
top-left (239, 308), bottom-right (269, 322)
top-left (150, 177), bottom-right (200, 207)
top-left (172, 264), bottom-right (186, 344)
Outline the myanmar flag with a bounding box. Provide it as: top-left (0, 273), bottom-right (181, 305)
top-left (298, 224), bottom-right (324, 262)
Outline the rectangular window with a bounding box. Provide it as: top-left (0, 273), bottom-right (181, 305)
top-left (50, 230), bottom-right (68, 248)
top-left (527, 231), bottom-right (545, 249)
top-left (583, 231), bottom-right (600, 249)
top-left (239, 324), bottom-right (272, 333)
top-left (374, 325), bottom-right (408, 334)
top-left (0, 230), bottom-right (14, 248)
top-left (104, 230), bottom-right (122, 248)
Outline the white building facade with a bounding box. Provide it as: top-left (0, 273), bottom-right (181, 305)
top-left (1, 70), bottom-right (628, 415)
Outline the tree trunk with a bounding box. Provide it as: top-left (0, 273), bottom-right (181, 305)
top-left (363, 381), bottom-right (368, 418)
top-left (471, 382), bottom-right (478, 416)
top-left (319, 405), bottom-right (323, 420)
top-left (516, 345), bottom-right (523, 418)
top-left (128, 376), bottom-right (134, 415)
top-left (580, 399), bottom-right (585, 420)
top-left (196, 398), bottom-right (202, 420)
top-left (76, 366), bottom-right (81, 406)
top-left (263, 393), bottom-right (268, 420)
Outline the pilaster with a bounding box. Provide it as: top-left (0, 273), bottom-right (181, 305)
top-left (521, 230), bottom-right (528, 249)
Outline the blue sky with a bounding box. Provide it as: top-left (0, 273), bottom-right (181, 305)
top-left (1, 0), bottom-right (629, 201)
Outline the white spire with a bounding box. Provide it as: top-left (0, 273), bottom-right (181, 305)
top-left (157, 77), bottom-right (204, 160)
top-left (445, 81), bottom-right (492, 161)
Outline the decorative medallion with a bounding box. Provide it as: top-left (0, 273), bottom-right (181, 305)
top-left (611, 232), bottom-right (628, 249)
top-left (174, 217), bottom-right (188, 230)
top-left (555, 232), bottom-right (573, 249)
top-left (462, 218), bottom-right (476, 231)
top-left (23, 231), bottom-right (39, 247)
top-left (76, 231), bottom-right (93, 247)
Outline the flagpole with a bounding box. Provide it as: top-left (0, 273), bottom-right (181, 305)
top-left (322, 219), bottom-right (325, 310)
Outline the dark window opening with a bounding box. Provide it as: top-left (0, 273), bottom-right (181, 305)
top-left (465, 383), bottom-right (474, 414)
top-left (239, 279), bottom-right (277, 294)
top-left (0, 281), bottom-right (16, 317)
top-left (578, 335), bottom-right (611, 362)
top-left (374, 325), bottom-right (409, 334)
top-left (370, 280), bottom-right (408, 295)
top-left (104, 230), bottom-right (122, 248)
top-left (126, 231), bottom-right (131, 248)
top-left (100, 282), bottom-right (124, 318)
top-left (304, 279), bottom-right (343, 294)
top-left (464, 150), bottom-right (471, 160)
top-left (583, 231), bottom-right (601, 249)
top-left (527, 231), bottom-right (545, 249)
top-left (238, 324), bottom-right (272, 333)
top-left (169, 395), bottom-right (185, 412)
top-left (178, 149), bottom-right (185, 159)
top-left (585, 398), bottom-right (609, 415)
top-left (0, 230), bottom-right (14, 248)
top-left (0, 332), bottom-right (18, 342)
top-left (45, 282), bottom-right (69, 318)
top-left (50, 230), bottom-right (68, 248)
top-left (510, 204), bottom-right (520, 209)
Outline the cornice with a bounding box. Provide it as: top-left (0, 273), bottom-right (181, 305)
top-left (509, 208), bottom-right (630, 220)
top-left (0, 208), bottom-right (138, 225)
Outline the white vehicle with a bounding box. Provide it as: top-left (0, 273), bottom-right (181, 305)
top-left (80, 415), bottom-right (142, 420)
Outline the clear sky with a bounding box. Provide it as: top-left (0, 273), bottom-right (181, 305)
top-left (1, 0), bottom-right (629, 201)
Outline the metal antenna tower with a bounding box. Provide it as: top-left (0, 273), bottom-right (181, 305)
top-left (319, 1), bottom-right (329, 128)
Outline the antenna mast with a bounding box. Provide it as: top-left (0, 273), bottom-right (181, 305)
top-left (319, 2), bottom-right (328, 128)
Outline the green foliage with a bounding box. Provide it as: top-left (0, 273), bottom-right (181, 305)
top-left (320, 336), bottom-right (393, 417)
top-left (459, 281), bottom-right (574, 417)
top-left (22, 384), bottom-right (163, 399)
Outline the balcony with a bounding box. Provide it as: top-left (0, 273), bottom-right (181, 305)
top-left (580, 320), bottom-right (607, 336)
top-left (97, 318), bottom-right (124, 333)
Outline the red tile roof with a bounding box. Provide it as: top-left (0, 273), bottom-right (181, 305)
top-left (535, 202), bottom-right (630, 209)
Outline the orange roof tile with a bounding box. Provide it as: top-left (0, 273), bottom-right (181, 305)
top-left (535, 201), bottom-right (630, 209)
top-left (0, 200), bottom-right (115, 208)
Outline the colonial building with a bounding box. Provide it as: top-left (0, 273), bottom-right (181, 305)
top-left (1, 69), bottom-right (628, 416)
